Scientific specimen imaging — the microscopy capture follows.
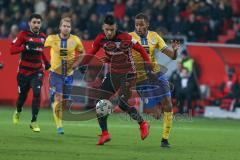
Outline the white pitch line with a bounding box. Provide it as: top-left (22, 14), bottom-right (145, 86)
top-left (1, 122), bottom-right (239, 132)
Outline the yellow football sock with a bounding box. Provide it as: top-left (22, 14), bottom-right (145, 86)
top-left (162, 112), bottom-right (173, 140)
top-left (52, 101), bottom-right (63, 128)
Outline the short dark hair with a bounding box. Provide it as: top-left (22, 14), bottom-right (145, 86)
top-left (135, 13), bottom-right (149, 22)
top-left (28, 13), bottom-right (43, 22)
top-left (104, 14), bottom-right (116, 25)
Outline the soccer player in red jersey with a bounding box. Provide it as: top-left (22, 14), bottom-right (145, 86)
top-left (10, 14), bottom-right (50, 132)
top-left (80, 14), bottom-right (154, 145)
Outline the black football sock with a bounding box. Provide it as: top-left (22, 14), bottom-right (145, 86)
top-left (31, 96), bottom-right (40, 122)
top-left (16, 93), bottom-right (28, 113)
top-left (127, 107), bottom-right (144, 124)
top-left (119, 99), bottom-right (144, 124)
top-left (97, 114), bottom-right (108, 132)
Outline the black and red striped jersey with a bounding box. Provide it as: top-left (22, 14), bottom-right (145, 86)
top-left (82, 31), bottom-right (151, 74)
top-left (10, 30), bottom-right (49, 76)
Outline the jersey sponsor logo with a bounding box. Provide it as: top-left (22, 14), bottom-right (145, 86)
top-left (40, 38), bottom-right (45, 43)
top-left (103, 41), bottom-right (132, 55)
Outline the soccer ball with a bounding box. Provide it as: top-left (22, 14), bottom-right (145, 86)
top-left (96, 99), bottom-right (113, 116)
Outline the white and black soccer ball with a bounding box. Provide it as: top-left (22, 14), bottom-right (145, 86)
top-left (96, 99), bottom-right (113, 116)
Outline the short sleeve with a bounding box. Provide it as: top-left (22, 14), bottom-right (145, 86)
top-left (44, 35), bottom-right (52, 48)
top-left (156, 33), bottom-right (168, 51)
top-left (75, 36), bottom-right (85, 53)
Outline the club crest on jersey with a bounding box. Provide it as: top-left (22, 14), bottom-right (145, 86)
top-left (69, 40), bottom-right (75, 48)
top-left (150, 38), bottom-right (157, 45)
top-left (40, 38), bottom-right (45, 43)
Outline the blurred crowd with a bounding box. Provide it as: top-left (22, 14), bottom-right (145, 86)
top-left (0, 0), bottom-right (239, 42)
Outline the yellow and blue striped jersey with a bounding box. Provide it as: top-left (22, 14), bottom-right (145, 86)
top-left (44, 34), bottom-right (85, 75)
top-left (129, 31), bottom-right (168, 81)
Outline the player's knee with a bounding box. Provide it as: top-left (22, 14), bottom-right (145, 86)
top-left (119, 87), bottom-right (131, 99)
top-left (19, 91), bottom-right (27, 97)
top-left (33, 92), bottom-right (40, 97)
top-left (33, 91), bottom-right (41, 98)
top-left (126, 106), bottom-right (136, 113)
top-left (119, 100), bottom-right (129, 111)
top-left (18, 90), bottom-right (28, 100)
top-left (32, 86), bottom-right (41, 97)
top-left (161, 97), bottom-right (173, 112)
top-left (164, 103), bottom-right (173, 112)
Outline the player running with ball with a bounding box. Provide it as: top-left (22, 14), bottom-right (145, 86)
top-left (79, 14), bottom-right (155, 145)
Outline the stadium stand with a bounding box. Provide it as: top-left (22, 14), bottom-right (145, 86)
top-left (0, 0), bottom-right (239, 43)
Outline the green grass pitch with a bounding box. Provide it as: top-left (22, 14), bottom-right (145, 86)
top-left (0, 107), bottom-right (239, 160)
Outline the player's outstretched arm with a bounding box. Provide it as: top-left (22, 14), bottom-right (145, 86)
top-left (77, 34), bottom-right (102, 67)
top-left (10, 32), bottom-right (25, 55)
top-left (76, 46), bottom-right (100, 68)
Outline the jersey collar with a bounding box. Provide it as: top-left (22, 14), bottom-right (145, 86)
top-left (58, 33), bottom-right (70, 40)
top-left (135, 30), bottom-right (148, 38)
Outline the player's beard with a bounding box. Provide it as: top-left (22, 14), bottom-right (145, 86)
top-left (30, 27), bottom-right (40, 34)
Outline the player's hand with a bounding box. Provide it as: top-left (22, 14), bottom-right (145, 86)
top-left (145, 63), bottom-right (158, 83)
top-left (171, 40), bottom-right (180, 51)
top-left (60, 49), bottom-right (68, 57)
top-left (147, 71), bottom-right (158, 83)
top-left (0, 63), bottom-right (3, 69)
top-left (171, 40), bottom-right (180, 60)
top-left (144, 63), bottom-right (154, 72)
top-left (45, 63), bottom-right (51, 70)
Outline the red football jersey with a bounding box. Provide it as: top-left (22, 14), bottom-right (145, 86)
top-left (10, 30), bottom-right (49, 76)
top-left (85, 31), bottom-right (150, 74)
